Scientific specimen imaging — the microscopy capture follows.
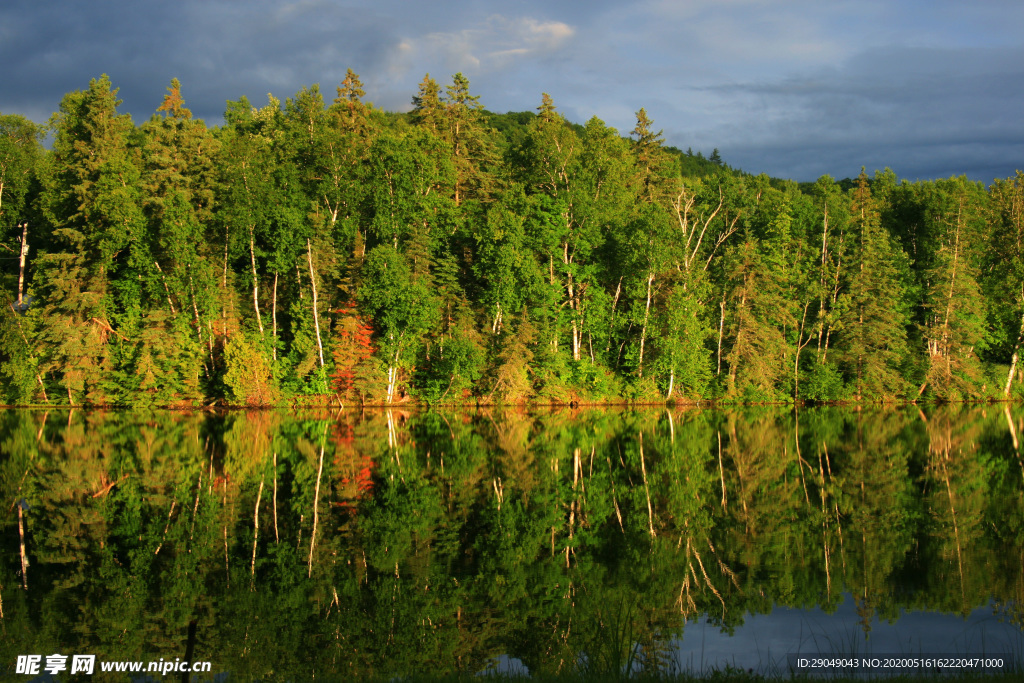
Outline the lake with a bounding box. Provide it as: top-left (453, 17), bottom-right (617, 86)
top-left (1, 405), bottom-right (1022, 679)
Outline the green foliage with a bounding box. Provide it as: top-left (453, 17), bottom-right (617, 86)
top-left (0, 113), bottom-right (43, 228)
top-left (223, 331), bottom-right (279, 406)
top-left (838, 172), bottom-right (911, 399)
top-left (2, 406), bottom-right (1024, 678)
top-left (415, 314), bottom-right (485, 404)
top-left (803, 362), bottom-right (848, 402)
top-left (4, 76), bottom-right (1021, 405)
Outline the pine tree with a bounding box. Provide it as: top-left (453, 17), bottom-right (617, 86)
top-left (333, 68), bottom-right (368, 134)
top-left (36, 75), bottom-right (147, 403)
top-left (720, 181), bottom-right (798, 399)
top-left (410, 74), bottom-right (443, 134)
top-left (442, 73), bottom-right (498, 205)
top-left (631, 108), bottom-right (670, 203)
top-left (141, 79), bottom-right (221, 376)
top-left (537, 93), bottom-right (558, 126)
top-left (917, 177), bottom-right (989, 398)
top-left (839, 171), bottom-right (910, 399)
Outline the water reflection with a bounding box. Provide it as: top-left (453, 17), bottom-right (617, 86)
top-left (675, 598), bottom-right (1022, 675)
top-left (0, 405), bottom-right (1021, 678)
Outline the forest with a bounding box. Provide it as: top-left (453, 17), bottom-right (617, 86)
top-left (1, 71), bottom-right (1023, 406)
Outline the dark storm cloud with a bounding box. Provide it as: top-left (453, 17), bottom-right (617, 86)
top-left (0, 0), bottom-right (408, 124)
top-left (2, 0), bottom-right (1022, 183)
top-left (692, 45), bottom-right (1024, 181)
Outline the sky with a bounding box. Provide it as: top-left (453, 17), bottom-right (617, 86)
top-left (2, 0), bottom-right (1023, 183)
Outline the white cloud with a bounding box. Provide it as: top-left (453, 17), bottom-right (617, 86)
top-left (398, 15), bottom-right (575, 75)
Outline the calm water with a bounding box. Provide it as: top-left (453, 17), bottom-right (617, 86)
top-left (1, 405), bottom-right (1022, 679)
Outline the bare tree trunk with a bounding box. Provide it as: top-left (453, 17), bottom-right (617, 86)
top-left (189, 470), bottom-right (202, 548)
top-left (729, 289), bottom-right (748, 390)
top-left (638, 272), bottom-right (654, 378)
top-left (223, 525), bottom-right (229, 588)
top-left (251, 478), bottom-right (264, 577)
top-left (937, 200), bottom-right (964, 373)
top-left (249, 228), bottom-right (264, 335)
top-left (794, 302), bottom-right (814, 401)
top-left (273, 452), bottom-right (279, 543)
top-left (17, 222), bottom-right (28, 308)
top-left (307, 239), bottom-right (325, 368)
top-left (639, 431), bottom-right (656, 537)
top-left (607, 456), bottom-right (625, 532)
top-left (154, 261), bottom-right (177, 315)
top-left (188, 275), bottom-right (205, 346)
top-left (816, 204), bottom-right (829, 363)
top-left (821, 237), bottom-right (845, 365)
top-left (568, 278), bottom-right (580, 361)
top-left (491, 301), bottom-right (502, 334)
top-left (308, 444), bottom-right (324, 578)
top-left (222, 230), bottom-right (229, 336)
top-left (386, 342), bottom-right (402, 404)
top-left (717, 430), bottom-right (727, 509)
top-left (271, 272), bottom-right (278, 361)
top-left (1004, 305), bottom-right (1024, 398)
top-left (18, 503), bottom-right (28, 590)
top-left (567, 447), bottom-right (580, 567)
top-left (154, 501), bottom-right (176, 555)
top-left (717, 298), bottom-right (726, 376)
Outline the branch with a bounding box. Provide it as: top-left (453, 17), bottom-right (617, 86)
top-left (93, 475), bottom-right (130, 498)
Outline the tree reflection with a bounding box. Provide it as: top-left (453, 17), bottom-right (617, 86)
top-left (0, 405), bottom-right (1021, 678)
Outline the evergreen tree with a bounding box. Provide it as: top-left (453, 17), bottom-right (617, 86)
top-left (838, 171), bottom-right (910, 399)
top-left (442, 73), bottom-right (498, 205)
top-left (36, 75), bottom-right (147, 403)
top-left (333, 68), bottom-right (369, 135)
top-left (410, 74), bottom-right (443, 134)
top-left (537, 92), bottom-right (558, 125)
top-left (720, 181), bottom-right (797, 399)
top-left (917, 177), bottom-right (989, 398)
top-left (140, 78), bottom-right (220, 390)
top-left (630, 108), bottom-right (670, 203)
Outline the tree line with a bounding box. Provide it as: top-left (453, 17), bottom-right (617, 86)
top-left (1, 72), bottom-right (1022, 406)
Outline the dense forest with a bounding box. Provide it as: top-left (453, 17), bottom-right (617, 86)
top-left (1, 72), bottom-right (1023, 406)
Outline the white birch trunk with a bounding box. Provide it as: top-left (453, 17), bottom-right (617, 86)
top-left (249, 228), bottom-right (264, 335)
top-left (271, 272), bottom-right (278, 361)
top-left (307, 445), bottom-right (324, 578)
top-left (18, 503), bottom-right (28, 589)
top-left (17, 222), bottom-right (28, 308)
top-left (307, 239), bottom-right (325, 368)
top-left (638, 271), bottom-right (654, 378)
top-left (1005, 306), bottom-right (1024, 398)
top-left (251, 478), bottom-right (264, 577)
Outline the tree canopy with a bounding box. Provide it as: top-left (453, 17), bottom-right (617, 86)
top-left (1, 73), bottom-right (1021, 406)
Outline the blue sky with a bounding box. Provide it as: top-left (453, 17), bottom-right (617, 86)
top-left (3, 0), bottom-right (1023, 182)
